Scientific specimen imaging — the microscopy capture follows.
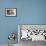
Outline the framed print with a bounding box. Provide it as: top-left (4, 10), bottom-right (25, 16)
top-left (5, 8), bottom-right (17, 16)
top-left (18, 24), bottom-right (46, 42)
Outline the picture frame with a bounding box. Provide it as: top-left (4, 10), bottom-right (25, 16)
top-left (18, 24), bottom-right (46, 42)
top-left (5, 8), bottom-right (17, 16)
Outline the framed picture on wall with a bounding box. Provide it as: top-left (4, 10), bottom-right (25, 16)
top-left (5, 8), bottom-right (17, 16)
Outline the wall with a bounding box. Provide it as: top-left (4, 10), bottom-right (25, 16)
top-left (0, 0), bottom-right (46, 44)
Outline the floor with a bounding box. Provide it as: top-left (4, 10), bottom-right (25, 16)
top-left (19, 39), bottom-right (46, 46)
top-left (0, 44), bottom-right (18, 46)
top-left (0, 40), bottom-right (46, 46)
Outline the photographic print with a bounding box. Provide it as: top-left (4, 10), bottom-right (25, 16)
top-left (5, 8), bottom-right (17, 16)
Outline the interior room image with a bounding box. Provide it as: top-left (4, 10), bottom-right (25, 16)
top-left (0, 0), bottom-right (46, 46)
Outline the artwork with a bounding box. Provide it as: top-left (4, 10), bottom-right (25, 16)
top-left (8, 32), bottom-right (16, 41)
top-left (5, 8), bottom-right (17, 16)
top-left (18, 24), bottom-right (46, 41)
top-left (8, 32), bottom-right (16, 46)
